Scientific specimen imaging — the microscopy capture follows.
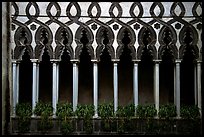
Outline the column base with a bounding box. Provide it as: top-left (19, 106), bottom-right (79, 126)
top-left (93, 114), bottom-right (98, 118)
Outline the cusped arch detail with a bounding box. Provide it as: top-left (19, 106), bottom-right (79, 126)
top-left (116, 26), bottom-right (136, 60)
top-left (179, 25), bottom-right (199, 60)
top-left (35, 26), bottom-right (53, 61)
top-left (158, 26), bottom-right (178, 61)
top-left (14, 26), bottom-right (33, 60)
top-left (96, 25), bottom-right (115, 61)
top-left (75, 25), bottom-right (94, 60)
top-left (137, 26), bottom-right (157, 60)
top-left (55, 27), bottom-right (73, 60)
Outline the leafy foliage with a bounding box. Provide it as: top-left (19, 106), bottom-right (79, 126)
top-left (180, 105), bottom-right (200, 119)
top-left (158, 104), bottom-right (177, 118)
top-left (56, 102), bottom-right (73, 120)
top-left (16, 103), bottom-right (32, 133)
top-left (136, 104), bottom-right (157, 118)
top-left (33, 101), bottom-right (53, 116)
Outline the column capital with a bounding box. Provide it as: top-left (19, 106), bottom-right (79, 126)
top-left (30, 59), bottom-right (39, 63)
top-left (153, 60), bottom-right (162, 63)
top-left (12, 60), bottom-right (21, 63)
top-left (70, 59), bottom-right (80, 64)
top-left (196, 60), bottom-right (202, 63)
top-left (91, 59), bottom-right (99, 63)
top-left (112, 59), bottom-right (120, 63)
top-left (175, 59), bottom-right (181, 63)
top-left (132, 59), bottom-right (141, 63)
top-left (50, 59), bottom-right (60, 63)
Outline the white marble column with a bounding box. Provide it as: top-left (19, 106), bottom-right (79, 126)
top-left (56, 63), bottom-right (59, 104)
top-left (194, 63), bottom-right (197, 105)
top-left (113, 61), bottom-right (119, 113)
top-left (197, 61), bottom-right (202, 116)
top-left (92, 60), bottom-right (98, 118)
top-left (12, 60), bottom-right (19, 116)
top-left (72, 61), bottom-right (79, 112)
top-left (154, 60), bottom-right (160, 115)
top-left (31, 59), bottom-right (38, 117)
top-left (175, 60), bottom-right (181, 117)
top-left (133, 60), bottom-right (140, 114)
top-left (174, 65), bottom-right (176, 105)
top-left (36, 63), bottom-right (39, 103)
top-left (51, 60), bottom-right (59, 117)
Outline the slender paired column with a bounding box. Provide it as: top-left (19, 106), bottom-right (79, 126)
top-left (197, 61), bottom-right (202, 116)
top-left (174, 65), bottom-right (176, 105)
top-left (36, 63), bottom-right (39, 103)
top-left (133, 60), bottom-right (140, 114)
top-left (175, 60), bottom-right (181, 117)
top-left (194, 63), bottom-right (197, 105)
top-left (113, 60), bottom-right (119, 113)
top-left (12, 60), bottom-right (19, 116)
top-left (154, 60), bottom-right (161, 115)
top-left (31, 59), bottom-right (38, 117)
top-left (51, 60), bottom-right (59, 117)
top-left (72, 60), bottom-right (79, 112)
top-left (92, 60), bottom-right (98, 118)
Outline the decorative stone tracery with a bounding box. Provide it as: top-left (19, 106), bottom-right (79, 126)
top-left (10, 2), bottom-right (202, 117)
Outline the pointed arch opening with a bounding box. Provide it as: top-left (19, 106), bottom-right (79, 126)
top-left (39, 48), bottom-right (52, 103)
top-left (138, 29), bottom-right (154, 105)
top-left (59, 49), bottom-right (73, 103)
top-left (78, 30), bottom-right (93, 105)
top-left (118, 30), bottom-right (133, 106)
top-left (159, 28), bottom-right (175, 104)
top-left (98, 29), bottom-right (114, 104)
top-left (19, 49), bottom-right (32, 104)
top-left (160, 48), bottom-right (174, 104)
top-left (180, 28), bottom-right (196, 106)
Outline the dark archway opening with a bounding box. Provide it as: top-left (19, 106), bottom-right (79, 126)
top-left (39, 48), bottom-right (52, 103)
top-left (181, 50), bottom-right (195, 105)
top-left (160, 48), bottom-right (174, 104)
top-left (19, 49), bottom-right (32, 104)
top-left (59, 49), bottom-right (73, 103)
top-left (98, 30), bottom-right (113, 104)
top-left (138, 29), bottom-right (154, 105)
top-left (118, 30), bottom-right (133, 106)
top-left (180, 28), bottom-right (195, 106)
top-left (78, 30), bottom-right (93, 105)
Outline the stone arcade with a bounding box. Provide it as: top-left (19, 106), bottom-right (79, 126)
top-left (2, 2), bottom-right (202, 134)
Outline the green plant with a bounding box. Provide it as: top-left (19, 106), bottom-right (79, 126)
top-left (75, 104), bottom-right (94, 134)
top-left (61, 120), bottom-right (74, 135)
top-left (136, 104), bottom-right (157, 118)
top-left (158, 104), bottom-right (176, 118)
top-left (33, 101), bottom-right (53, 116)
top-left (16, 103), bottom-right (32, 133)
top-left (34, 101), bottom-right (53, 132)
top-left (98, 102), bottom-right (114, 118)
top-left (98, 102), bottom-right (115, 132)
top-left (56, 102), bottom-right (73, 120)
top-left (180, 105), bottom-right (200, 119)
top-left (56, 102), bottom-right (74, 134)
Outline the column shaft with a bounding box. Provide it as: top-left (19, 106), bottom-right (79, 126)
top-left (154, 62), bottom-right (160, 114)
top-left (52, 62), bottom-right (58, 116)
top-left (12, 63), bottom-right (17, 116)
top-left (175, 61), bottom-right (181, 117)
top-left (93, 63), bottom-right (98, 117)
top-left (36, 64), bottom-right (39, 103)
top-left (113, 63), bottom-right (118, 113)
top-left (32, 61), bottom-right (37, 116)
top-left (174, 66), bottom-right (176, 105)
top-left (133, 63), bottom-right (139, 111)
top-left (197, 62), bottom-right (202, 116)
top-left (194, 64), bottom-right (197, 105)
top-left (73, 63), bottom-right (78, 112)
